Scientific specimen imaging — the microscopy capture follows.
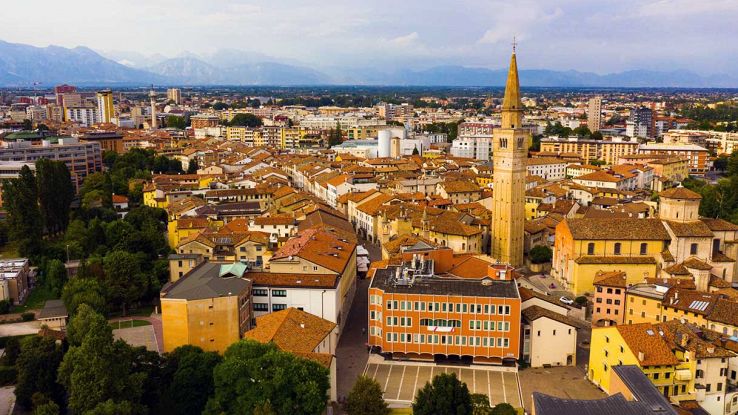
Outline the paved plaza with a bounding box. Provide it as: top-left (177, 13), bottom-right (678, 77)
top-left (364, 359), bottom-right (522, 408)
top-left (113, 325), bottom-right (159, 352)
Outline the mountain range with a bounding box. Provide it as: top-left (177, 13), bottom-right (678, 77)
top-left (1, 40), bottom-right (737, 88)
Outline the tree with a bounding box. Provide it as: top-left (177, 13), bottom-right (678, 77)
top-left (166, 115), bottom-right (186, 129)
top-left (159, 346), bottom-right (222, 415)
top-left (34, 402), bottom-right (60, 415)
top-left (85, 400), bottom-right (135, 415)
top-left (471, 394), bottom-right (492, 415)
top-left (490, 403), bottom-right (517, 415)
top-left (329, 123), bottom-right (343, 147)
top-left (229, 113), bottom-right (262, 128)
top-left (22, 119), bottom-right (32, 130)
top-left (1, 336), bottom-right (21, 365)
top-left (413, 373), bottom-right (472, 415)
top-left (2, 165), bottom-right (42, 255)
top-left (61, 276), bottom-right (107, 316)
top-left (102, 251), bottom-right (146, 315)
top-left (345, 376), bottom-right (390, 415)
top-left (412, 146), bottom-right (420, 156)
top-left (58, 305), bottom-right (146, 413)
top-left (14, 336), bottom-right (64, 409)
top-left (36, 159), bottom-right (74, 234)
top-left (45, 259), bottom-right (67, 297)
top-left (572, 125), bottom-right (591, 138)
top-left (529, 246), bottom-right (553, 264)
top-left (590, 131), bottom-right (604, 140)
top-left (205, 340), bottom-right (329, 415)
top-left (0, 300), bottom-right (10, 315)
top-left (186, 158), bottom-right (199, 174)
top-left (80, 172), bottom-right (113, 209)
top-left (212, 102), bottom-right (229, 111)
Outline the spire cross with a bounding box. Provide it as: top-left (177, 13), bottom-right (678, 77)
top-left (512, 36), bottom-right (517, 53)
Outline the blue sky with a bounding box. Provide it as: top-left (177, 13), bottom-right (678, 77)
top-left (2, 0), bottom-right (737, 74)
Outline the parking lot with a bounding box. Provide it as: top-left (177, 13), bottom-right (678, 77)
top-left (364, 360), bottom-right (522, 408)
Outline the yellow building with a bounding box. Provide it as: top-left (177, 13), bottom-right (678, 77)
top-left (589, 320), bottom-right (736, 409)
top-left (624, 283), bottom-right (668, 324)
top-left (160, 262), bottom-right (252, 353)
top-left (177, 228), bottom-right (271, 267)
top-left (491, 49), bottom-right (528, 267)
top-left (96, 90), bottom-right (114, 124)
top-left (552, 218), bottom-right (670, 295)
top-left (589, 323), bottom-right (690, 398)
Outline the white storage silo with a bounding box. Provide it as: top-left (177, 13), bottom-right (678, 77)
top-left (378, 129), bottom-right (391, 158)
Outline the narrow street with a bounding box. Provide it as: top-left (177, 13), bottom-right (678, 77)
top-left (335, 237), bottom-right (381, 403)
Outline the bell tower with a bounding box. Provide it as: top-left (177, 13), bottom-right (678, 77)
top-left (491, 45), bottom-right (528, 267)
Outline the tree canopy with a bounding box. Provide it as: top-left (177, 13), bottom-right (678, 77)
top-left (345, 376), bottom-right (390, 415)
top-left (228, 113), bottom-right (263, 128)
top-left (205, 340), bottom-right (330, 415)
top-left (413, 373), bottom-right (472, 415)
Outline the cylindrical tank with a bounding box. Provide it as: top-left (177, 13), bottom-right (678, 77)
top-left (389, 126), bottom-right (407, 140)
top-left (378, 129), bottom-right (391, 158)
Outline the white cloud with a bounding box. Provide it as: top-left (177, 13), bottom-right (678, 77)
top-left (390, 32), bottom-right (420, 47)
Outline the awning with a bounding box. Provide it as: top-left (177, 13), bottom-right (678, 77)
top-left (675, 369), bottom-right (692, 381)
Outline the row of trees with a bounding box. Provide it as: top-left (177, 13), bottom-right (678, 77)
top-left (2, 160), bottom-right (75, 257)
top-left (681, 103), bottom-right (738, 132)
top-left (9, 305), bottom-right (331, 415)
top-left (683, 151), bottom-right (738, 223)
top-left (424, 121), bottom-right (463, 141)
top-left (543, 122), bottom-right (603, 140)
top-left (346, 373), bottom-right (516, 415)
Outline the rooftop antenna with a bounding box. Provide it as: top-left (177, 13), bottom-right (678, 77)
top-left (512, 36), bottom-right (517, 54)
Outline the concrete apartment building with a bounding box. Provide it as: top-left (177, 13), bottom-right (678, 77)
top-left (0, 137), bottom-right (101, 189)
top-left (0, 258), bottom-right (30, 305)
top-left (540, 136), bottom-right (639, 165)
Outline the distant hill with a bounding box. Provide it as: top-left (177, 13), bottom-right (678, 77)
top-left (146, 57), bottom-right (330, 85)
top-left (1, 40), bottom-right (737, 88)
top-left (0, 40), bottom-right (166, 86)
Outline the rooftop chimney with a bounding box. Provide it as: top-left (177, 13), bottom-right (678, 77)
top-left (638, 351), bottom-right (645, 361)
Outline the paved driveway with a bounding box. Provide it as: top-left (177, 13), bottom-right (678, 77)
top-left (364, 360), bottom-right (522, 408)
top-left (0, 386), bottom-right (14, 415)
top-left (0, 321), bottom-right (40, 337)
top-left (113, 325), bottom-right (159, 352)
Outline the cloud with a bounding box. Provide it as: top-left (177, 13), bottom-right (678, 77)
top-left (390, 32), bottom-right (420, 47)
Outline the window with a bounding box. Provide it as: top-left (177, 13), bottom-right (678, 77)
top-left (272, 304), bottom-right (286, 311)
top-left (690, 243), bottom-right (698, 255)
top-left (253, 289), bottom-right (268, 296)
top-left (272, 289), bottom-right (287, 297)
top-left (640, 243), bottom-right (647, 255)
top-left (254, 303), bottom-right (268, 311)
top-left (614, 242), bottom-right (621, 255)
top-left (587, 242), bottom-right (595, 255)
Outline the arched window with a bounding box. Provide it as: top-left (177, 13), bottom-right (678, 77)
top-left (640, 243), bottom-right (647, 255)
top-left (614, 243), bottom-right (621, 255)
top-left (587, 242), bottom-right (595, 255)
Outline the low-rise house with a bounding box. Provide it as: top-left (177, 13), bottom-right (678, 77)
top-left (160, 262), bottom-right (253, 353)
top-left (245, 307), bottom-right (338, 401)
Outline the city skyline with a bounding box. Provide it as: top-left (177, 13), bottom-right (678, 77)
top-left (1, 0), bottom-right (737, 75)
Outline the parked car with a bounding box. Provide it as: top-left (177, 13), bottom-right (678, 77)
top-left (559, 296), bottom-right (574, 305)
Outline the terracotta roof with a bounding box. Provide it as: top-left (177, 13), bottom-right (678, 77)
top-left (682, 257), bottom-right (713, 270)
top-left (247, 271), bottom-right (338, 288)
top-left (564, 218), bottom-right (670, 240)
top-left (440, 180), bottom-right (481, 193)
top-left (664, 221), bottom-right (714, 238)
top-left (593, 271), bottom-right (627, 288)
top-left (663, 289), bottom-right (720, 316)
top-left (712, 252), bottom-right (735, 262)
top-left (252, 215), bottom-right (296, 226)
top-left (708, 299), bottom-right (738, 327)
top-left (701, 218), bottom-right (738, 232)
top-left (244, 308), bottom-right (335, 368)
top-left (709, 275), bottom-right (732, 289)
top-left (271, 228), bottom-right (355, 274)
top-left (616, 323), bottom-right (680, 366)
top-left (574, 256), bottom-right (656, 265)
top-left (522, 305), bottom-right (581, 328)
top-left (660, 187), bottom-right (701, 200)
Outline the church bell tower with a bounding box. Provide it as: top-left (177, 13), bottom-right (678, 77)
top-left (491, 44), bottom-right (528, 267)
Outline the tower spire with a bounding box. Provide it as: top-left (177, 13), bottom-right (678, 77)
top-left (501, 43), bottom-right (523, 129)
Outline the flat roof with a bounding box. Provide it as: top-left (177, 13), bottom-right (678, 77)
top-left (161, 262), bottom-right (250, 301)
top-left (370, 265), bottom-right (519, 299)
